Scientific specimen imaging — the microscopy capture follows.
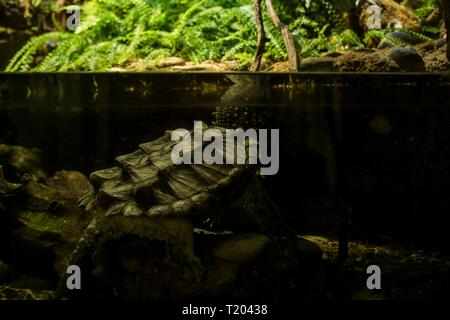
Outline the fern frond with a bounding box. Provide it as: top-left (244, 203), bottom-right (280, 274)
top-left (6, 32), bottom-right (62, 72)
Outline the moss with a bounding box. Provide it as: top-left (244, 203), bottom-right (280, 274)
top-left (16, 210), bottom-right (66, 234)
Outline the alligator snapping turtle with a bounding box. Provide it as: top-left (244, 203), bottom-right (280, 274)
top-left (57, 123), bottom-right (290, 299)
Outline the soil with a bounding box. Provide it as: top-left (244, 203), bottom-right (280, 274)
top-left (108, 40), bottom-right (449, 73)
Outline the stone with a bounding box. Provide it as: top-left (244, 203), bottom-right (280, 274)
top-left (296, 237), bottom-right (323, 264)
top-left (213, 233), bottom-right (271, 265)
top-left (0, 144), bottom-right (46, 180)
top-left (156, 57), bottom-right (186, 68)
top-left (0, 170), bottom-right (91, 279)
top-left (0, 286), bottom-right (54, 300)
top-left (300, 57), bottom-right (336, 72)
top-left (388, 47), bottom-right (425, 72)
top-left (25, 171), bottom-right (91, 211)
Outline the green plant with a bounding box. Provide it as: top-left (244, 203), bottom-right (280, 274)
top-left (411, 0), bottom-right (439, 20)
top-left (6, 0), bottom-right (358, 71)
top-left (364, 28), bottom-right (434, 47)
top-left (408, 0), bottom-right (440, 37)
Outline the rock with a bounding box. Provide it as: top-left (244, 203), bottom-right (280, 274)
top-left (300, 57), bottom-right (336, 72)
top-left (0, 171), bottom-right (91, 279)
top-left (335, 50), bottom-right (400, 72)
top-left (156, 57), bottom-right (185, 68)
top-left (0, 286), bottom-right (54, 300)
top-left (0, 259), bottom-right (54, 291)
top-left (46, 171), bottom-right (91, 203)
top-left (378, 31), bottom-right (424, 49)
top-left (297, 237), bottom-right (323, 263)
top-left (213, 233), bottom-right (271, 265)
top-left (0, 144), bottom-right (46, 180)
top-left (25, 171), bottom-right (91, 211)
top-left (388, 47), bottom-right (425, 72)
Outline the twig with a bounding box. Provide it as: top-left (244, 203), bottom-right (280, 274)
top-left (251, 0), bottom-right (266, 71)
top-left (264, 0), bottom-right (300, 71)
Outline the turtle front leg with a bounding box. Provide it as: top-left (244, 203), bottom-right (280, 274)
top-left (56, 218), bottom-right (101, 299)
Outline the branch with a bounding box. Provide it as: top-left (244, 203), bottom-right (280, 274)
top-left (251, 0), bottom-right (266, 71)
top-left (443, 0), bottom-right (450, 61)
top-left (264, 0), bottom-right (301, 71)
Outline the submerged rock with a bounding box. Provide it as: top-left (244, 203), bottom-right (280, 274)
top-left (297, 237), bottom-right (323, 264)
top-left (0, 167), bottom-right (92, 280)
top-left (213, 233), bottom-right (271, 265)
top-left (0, 286), bottom-right (54, 300)
top-left (25, 170), bottom-right (90, 211)
top-left (0, 144), bottom-right (46, 180)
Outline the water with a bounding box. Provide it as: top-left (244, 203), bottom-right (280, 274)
top-left (1, 72), bottom-right (449, 249)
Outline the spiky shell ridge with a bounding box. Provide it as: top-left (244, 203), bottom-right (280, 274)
top-left (79, 126), bottom-right (253, 220)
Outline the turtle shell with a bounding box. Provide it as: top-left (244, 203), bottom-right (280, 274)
top-left (79, 125), bottom-right (254, 219)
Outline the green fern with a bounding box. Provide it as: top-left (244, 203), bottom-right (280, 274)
top-left (6, 32), bottom-right (62, 72)
top-left (6, 0), bottom-right (359, 71)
